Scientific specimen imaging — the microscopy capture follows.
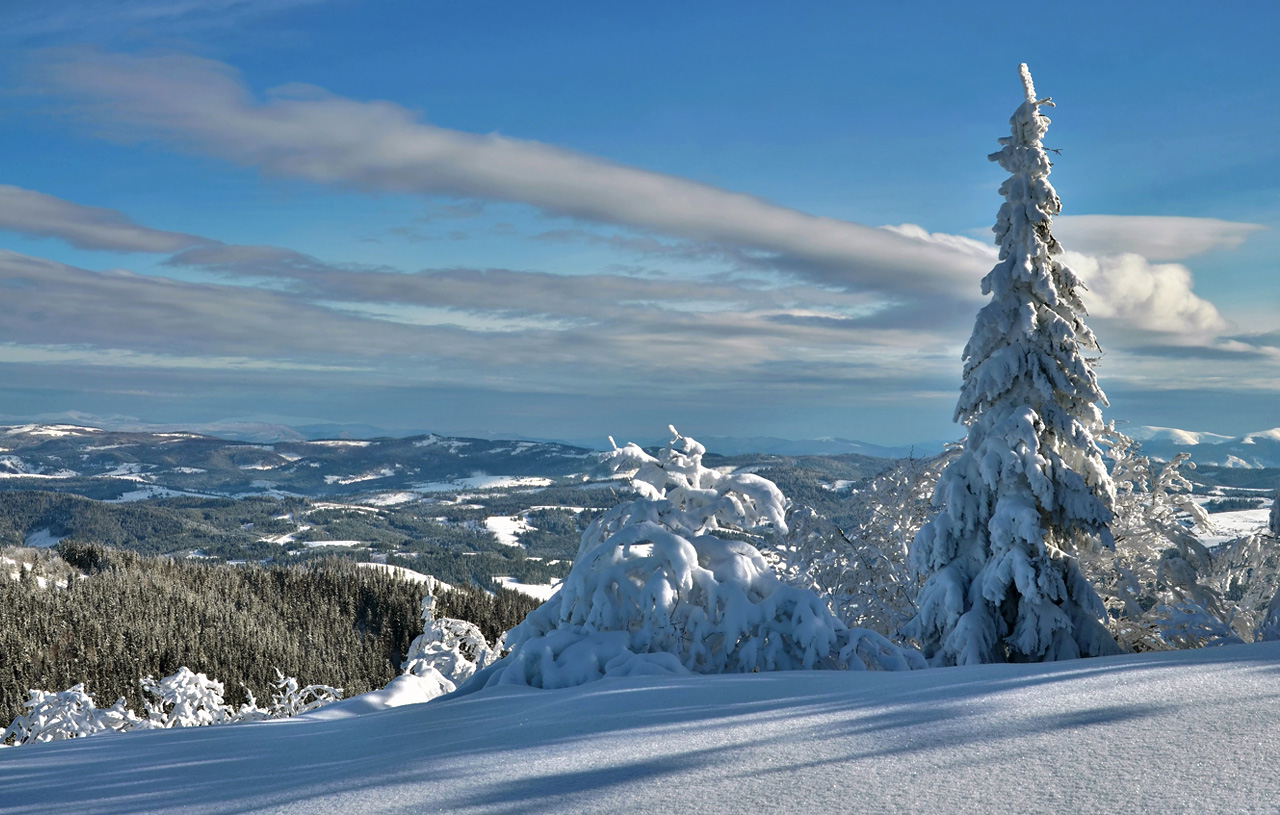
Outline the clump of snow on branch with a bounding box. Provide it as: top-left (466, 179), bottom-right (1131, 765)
top-left (462, 427), bottom-right (923, 691)
top-left (908, 64), bottom-right (1120, 666)
top-left (401, 576), bottom-right (497, 697)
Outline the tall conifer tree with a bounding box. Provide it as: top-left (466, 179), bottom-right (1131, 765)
top-left (908, 65), bottom-right (1120, 665)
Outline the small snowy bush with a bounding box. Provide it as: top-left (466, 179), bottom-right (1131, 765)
top-left (1, 685), bottom-right (139, 746)
top-left (139, 667), bottom-right (232, 729)
top-left (401, 577), bottom-right (497, 694)
top-left (268, 668), bottom-right (343, 717)
top-left (776, 452), bottom-right (952, 638)
top-left (462, 428), bottom-right (923, 691)
top-left (2, 666), bottom-right (346, 746)
top-left (1081, 429), bottom-right (1224, 650)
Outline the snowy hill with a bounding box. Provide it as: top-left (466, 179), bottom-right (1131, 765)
top-left (4, 642), bottom-right (1279, 814)
top-left (1129, 424), bottom-right (1280, 469)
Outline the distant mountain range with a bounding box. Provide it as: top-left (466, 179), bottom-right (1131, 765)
top-left (1127, 426), bottom-right (1280, 469)
top-left (0, 424), bottom-right (600, 500)
top-left (698, 435), bottom-right (949, 459)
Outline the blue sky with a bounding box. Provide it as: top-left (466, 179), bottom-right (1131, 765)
top-left (0, 1), bottom-right (1276, 446)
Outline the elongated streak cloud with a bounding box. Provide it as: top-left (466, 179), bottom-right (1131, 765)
top-left (34, 49), bottom-right (985, 297)
top-left (0, 183), bottom-right (208, 252)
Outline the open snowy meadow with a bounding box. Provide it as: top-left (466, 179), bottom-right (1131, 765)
top-left (5, 642), bottom-right (1279, 815)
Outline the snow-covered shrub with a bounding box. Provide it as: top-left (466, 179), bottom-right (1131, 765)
top-left (462, 428), bottom-right (923, 691)
top-left (1, 685), bottom-right (139, 745)
top-left (268, 668), bottom-right (343, 717)
top-left (401, 577), bottom-right (497, 694)
top-left (1078, 429), bottom-right (1224, 650)
top-left (776, 452), bottom-right (952, 638)
top-left (2, 666), bottom-right (348, 746)
top-left (1206, 533), bottom-right (1280, 642)
top-left (139, 667), bottom-right (232, 729)
top-left (909, 65), bottom-right (1120, 665)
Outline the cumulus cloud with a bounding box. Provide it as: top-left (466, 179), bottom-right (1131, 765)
top-left (1066, 251), bottom-right (1227, 335)
top-left (0, 184), bottom-right (209, 252)
top-left (31, 48), bottom-right (988, 299)
top-left (1054, 215), bottom-right (1265, 261)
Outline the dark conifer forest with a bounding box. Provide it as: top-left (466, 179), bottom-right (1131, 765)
top-left (0, 542), bottom-right (541, 723)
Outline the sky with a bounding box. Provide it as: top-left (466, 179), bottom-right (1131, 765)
top-left (0, 1), bottom-right (1277, 446)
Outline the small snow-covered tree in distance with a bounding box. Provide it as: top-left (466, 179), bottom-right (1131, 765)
top-left (1271, 480), bottom-right (1280, 536)
top-left (268, 669), bottom-right (343, 718)
top-left (401, 576), bottom-right (497, 692)
top-left (908, 64), bottom-right (1120, 665)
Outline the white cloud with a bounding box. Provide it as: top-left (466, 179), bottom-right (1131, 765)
top-left (1066, 251), bottom-right (1227, 335)
top-left (1054, 215), bottom-right (1265, 261)
top-left (33, 49), bottom-right (988, 299)
top-left (0, 184), bottom-right (208, 252)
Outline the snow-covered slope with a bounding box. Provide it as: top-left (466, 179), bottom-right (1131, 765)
top-left (4, 642), bottom-right (1279, 814)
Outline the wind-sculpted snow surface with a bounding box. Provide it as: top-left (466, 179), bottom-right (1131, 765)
top-left (462, 429), bottom-right (922, 691)
top-left (910, 65), bottom-right (1119, 665)
top-left (5, 643), bottom-right (1280, 814)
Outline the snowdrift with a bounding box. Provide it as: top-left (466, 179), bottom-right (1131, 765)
top-left (3, 642), bottom-right (1279, 814)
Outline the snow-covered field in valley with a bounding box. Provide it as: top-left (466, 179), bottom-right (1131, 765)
top-left (4, 642), bottom-right (1279, 815)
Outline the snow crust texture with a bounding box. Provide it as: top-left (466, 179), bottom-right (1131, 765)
top-left (4, 643), bottom-right (1280, 815)
top-left (910, 64), bottom-right (1118, 666)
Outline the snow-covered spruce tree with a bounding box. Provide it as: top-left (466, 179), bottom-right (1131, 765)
top-left (908, 65), bottom-right (1120, 665)
top-left (459, 428), bottom-right (922, 691)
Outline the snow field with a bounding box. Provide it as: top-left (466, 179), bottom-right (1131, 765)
top-left (492, 575), bottom-right (561, 600)
top-left (4, 642), bottom-right (1279, 814)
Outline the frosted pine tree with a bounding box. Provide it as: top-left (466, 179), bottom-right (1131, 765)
top-left (908, 65), bottom-right (1121, 665)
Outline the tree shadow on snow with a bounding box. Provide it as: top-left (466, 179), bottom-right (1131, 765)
top-left (3, 641), bottom-right (1279, 814)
